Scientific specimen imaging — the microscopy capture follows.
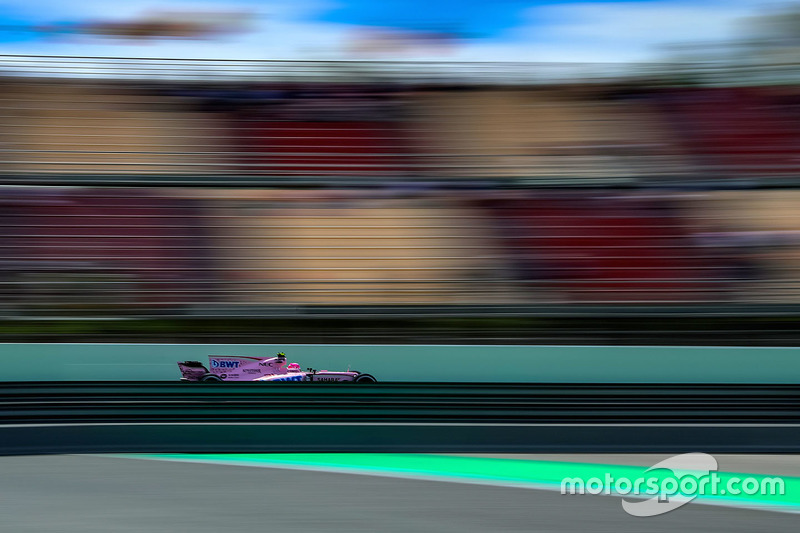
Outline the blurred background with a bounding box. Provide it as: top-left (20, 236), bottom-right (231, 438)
top-left (1, 0), bottom-right (800, 345)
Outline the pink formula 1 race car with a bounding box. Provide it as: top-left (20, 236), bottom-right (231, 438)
top-left (177, 352), bottom-right (377, 383)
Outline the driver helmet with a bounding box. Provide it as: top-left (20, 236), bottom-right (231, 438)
top-left (286, 362), bottom-right (302, 372)
top-left (276, 352), bottom-right (286, 358)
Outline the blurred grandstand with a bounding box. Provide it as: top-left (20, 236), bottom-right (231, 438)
top-left (1, 54), bottom-right (800, 344)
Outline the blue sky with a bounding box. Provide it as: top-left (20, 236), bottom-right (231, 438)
top-left (0, 0), bottom-right (782, 61)
top-left (315, 0), bottom-right (668, 38)
top-left (317, 0), bottom-right (541, 37)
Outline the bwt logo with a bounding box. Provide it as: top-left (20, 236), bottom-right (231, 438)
top-left (211, 360), bottom-right (241, 369)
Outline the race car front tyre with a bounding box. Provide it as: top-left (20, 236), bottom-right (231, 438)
top-left (200, 374), bottom-right (223, 383)
top-left (354, 373), bottom-right (377, 383)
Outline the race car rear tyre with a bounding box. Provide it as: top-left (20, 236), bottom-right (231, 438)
top-left (354, 373), bottom-right (377, 383)
top-left (200, 374), bottom-right (223, 383)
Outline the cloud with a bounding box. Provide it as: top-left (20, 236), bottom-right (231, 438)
top-left (453, 0), bottom-right (771, 62)
top-left (527, 1), bottom-right (756, 43)
top-left (0, 0), bottom-right (350, 59)
top-left (0, 0), bottom-right (778, 62)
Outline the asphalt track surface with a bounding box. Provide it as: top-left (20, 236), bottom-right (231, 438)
top-left (1, 455), bottom-right (797, 533)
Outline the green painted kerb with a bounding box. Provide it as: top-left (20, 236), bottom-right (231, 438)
top-left (139, 453), bottom-right (800, 512)
top-left (2, 343), bottom-right (800, 382)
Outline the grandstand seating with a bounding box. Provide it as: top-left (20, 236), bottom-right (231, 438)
top-left (655, 88), bottom-right (800, 176)
top-left (0, 81), bottom-right (232, 175)
top-left (680, 190), bottom-right (800, 302)
top-left (410, 89), bottom-right (690, 179)
top-left (192, 190), bottom-right (509, 304)
top-left (234, 121), bottom-right (411, 176)
top-left (0, 188), bottom-right (211, 310)
top-left (482, 193), bottom-right (724, 302)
